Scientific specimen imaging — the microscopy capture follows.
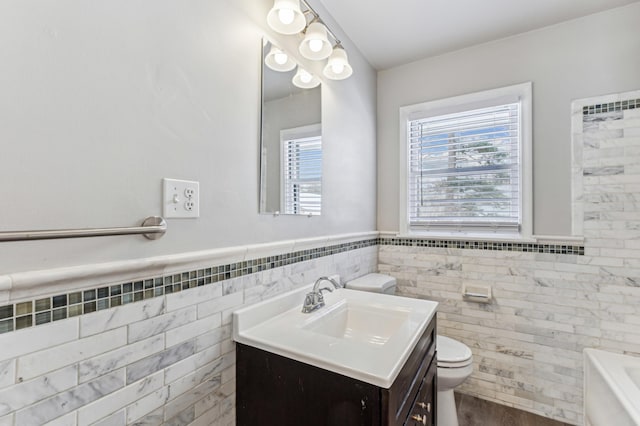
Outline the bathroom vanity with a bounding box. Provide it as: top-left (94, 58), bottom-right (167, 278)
top-left (233, 282), bottom-right (438, 426)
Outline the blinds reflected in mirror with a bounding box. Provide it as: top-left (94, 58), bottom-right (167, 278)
top-left (282, 124), bottom-right (322, 215)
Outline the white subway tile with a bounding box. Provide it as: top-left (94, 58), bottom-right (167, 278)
top-left (0, 365), bottom-right (77, 416)
top-left (165, 313), bottom-right (221, 348)
top-left (0, 318), bottom-right (79, 362)
top-left (90, 410), bottom-right (124, 426)
top-left (78, 334), bottom-right (165, 383)
top-left (126, 340), bottom-right (196, 384)
top-left (80, 297), bottom-right (165, 338)
top-left (15, 369), bottom-right (124, 425)
top-left (43, 411), bottom-right (77, 426)
top-left (0, 360), bottom-right (14, 389)
top-left (77, 371), bottom-right (163, 426)
top-left (165, 284), bottom-right (223, 312)
top-left (125, 387), bottom-right (168, 424)
top-left (197, 292), bottom-right (243, 319)
top-left (128, 306), bottom-right (196, 344)
top-left (163, 344), bottom-right (221, 385)
top-left (18, 327), bottom-right (126, 381)
top-left (196, 325), bottom-right (231, 352)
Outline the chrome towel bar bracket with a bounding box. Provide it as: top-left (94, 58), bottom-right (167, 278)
top-left (0, 216), bottom-right (167, 242)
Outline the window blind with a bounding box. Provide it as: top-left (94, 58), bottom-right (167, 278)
top-left (283, 135), bottom-right (322, 215)
top-left (407, 102), bottom-right (521, 232)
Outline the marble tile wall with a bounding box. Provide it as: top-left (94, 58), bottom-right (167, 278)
top-left (0, 241), bottom-right (378, 425)
top-left (378, 90), bottom-right (640, 425)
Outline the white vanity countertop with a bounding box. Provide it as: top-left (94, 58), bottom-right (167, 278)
top-left (233, 284), bottom-right (438, 388)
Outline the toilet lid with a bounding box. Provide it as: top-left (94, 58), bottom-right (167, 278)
top-left (346, 273), bottom-right (396, 293)
top-left (437, 335), bottom-right (473, 367)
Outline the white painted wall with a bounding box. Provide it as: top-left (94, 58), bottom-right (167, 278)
top-left (0, 0), bottom-right (377, 274)
top-left (377, 3), bottom-right (640, 236)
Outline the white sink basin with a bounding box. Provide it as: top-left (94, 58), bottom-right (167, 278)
top-left (302, 300), bottom-right (409, 345)
top-left (233, 281), bottom-right (438, 388)
top-left (584, 349), bottom-right (640, 426)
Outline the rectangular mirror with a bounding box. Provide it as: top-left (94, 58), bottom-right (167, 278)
top-left (259, 39), bottom-right (322, 216)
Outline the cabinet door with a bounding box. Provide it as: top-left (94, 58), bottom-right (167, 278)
top-left (404, 358), bottom-right (436, 426)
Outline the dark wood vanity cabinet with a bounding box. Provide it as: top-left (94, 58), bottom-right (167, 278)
top-left (236, 318), bottom-right (437, 426)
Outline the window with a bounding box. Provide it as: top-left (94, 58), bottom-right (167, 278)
top-left (281, 124), bottom-right (322, 215)
top-left (399, 83), bottom-right (532, 238)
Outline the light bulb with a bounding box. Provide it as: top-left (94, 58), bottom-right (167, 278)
top-left (331, 62), bottom-right (345, 74)
top-left (278, 8), bottom-right (294, 25)
top-left (308, 39), bottom-right (323, 53)
top-left (274, 52), bottom-right (288, 65)
top-left (300, 70), bottom-right (312, 83)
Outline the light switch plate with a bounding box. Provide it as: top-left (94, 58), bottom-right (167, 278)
top-left (163, 178), bottom-right (200, 218)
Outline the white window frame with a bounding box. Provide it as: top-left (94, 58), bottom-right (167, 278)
top-left (399, 82), bottom-right (532, 239)
top-left (280, 123), bottom-right (322, 215)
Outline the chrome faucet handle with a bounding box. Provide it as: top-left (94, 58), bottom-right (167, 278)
top-left (301, 291), bottom-right (325, 313)
top-left (302, 276), bottom-right (341, 314)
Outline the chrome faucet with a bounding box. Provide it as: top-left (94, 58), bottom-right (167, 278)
top-left (301, 276), bottom-right (342, 313)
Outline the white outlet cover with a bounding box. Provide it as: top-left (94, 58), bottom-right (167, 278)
top-left (163, 178), bottom-right (200, 218)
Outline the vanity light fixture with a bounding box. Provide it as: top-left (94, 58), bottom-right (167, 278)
top-left (264, 45), bottom-right (297, 72)
top-left (266, 0), bottom-right (353, 80)
top-left (267, 0), bottom-right (306, 35)
top-left (323, 43), bottom-right (353, 80)
top-left (299, 21), bottom-right (332, 61)
top-left (292, 66), bottom-right (320, 89)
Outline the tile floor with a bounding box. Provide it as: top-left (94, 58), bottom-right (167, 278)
top-left (456, 393), bottom-right (572, 426)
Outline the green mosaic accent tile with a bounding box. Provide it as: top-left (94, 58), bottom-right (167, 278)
top-left (68, 305), bottom-right (82, 317)
top-left (0, 319), bottom-right (14, 333)
top-left (52, 308), bottom-right (67, 321)
top-left (35, 298), bottom-right (51, 312)
top-left (69, 292), bottom-right (82, 305)
top-left (84, 302), bottom-right (96, 314)
top-left (83, 290), bottom-right (96, 302)
top-left (583, 98), bottom-right (640, 115)
top-left (35, 311), bottom-right (51, 325)
top-left (52, 294), bottom-right (67, 308)
top-left (16, 301), bottom-right (32, 316)
top-left (0, 305), bottom-right (14, 320)
top-left (16, 315), bottom-right (33, 329)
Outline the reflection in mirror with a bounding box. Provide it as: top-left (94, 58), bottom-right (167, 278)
top-left (260, 39), bottom-right (322, 216)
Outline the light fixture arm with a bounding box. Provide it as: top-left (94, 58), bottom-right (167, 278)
top-left (299, 0), bottom-right (341, 46)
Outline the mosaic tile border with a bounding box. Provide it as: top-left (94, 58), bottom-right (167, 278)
top-left (582, 98), bottom-right (639, 115)
top-left (379, 237), bottom-right (584, 255)
top-left (0, 239), bottom-right (377, 335)
top-left (0, 236), bottom-right (584, 335)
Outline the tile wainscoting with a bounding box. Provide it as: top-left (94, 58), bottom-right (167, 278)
top-left (378, 89), bottom-right (640, 425)
top-left (0, 232), bottom-right (378, 425)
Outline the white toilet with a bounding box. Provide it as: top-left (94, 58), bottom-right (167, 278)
top-left (346, 273), bottom-right (473, 426)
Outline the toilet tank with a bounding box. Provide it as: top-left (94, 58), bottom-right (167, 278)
top-left (346, 273), bottom-right (397, 295)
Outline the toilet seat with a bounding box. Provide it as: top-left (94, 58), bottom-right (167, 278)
top-left (437, 335), bottom-right (473, 368)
